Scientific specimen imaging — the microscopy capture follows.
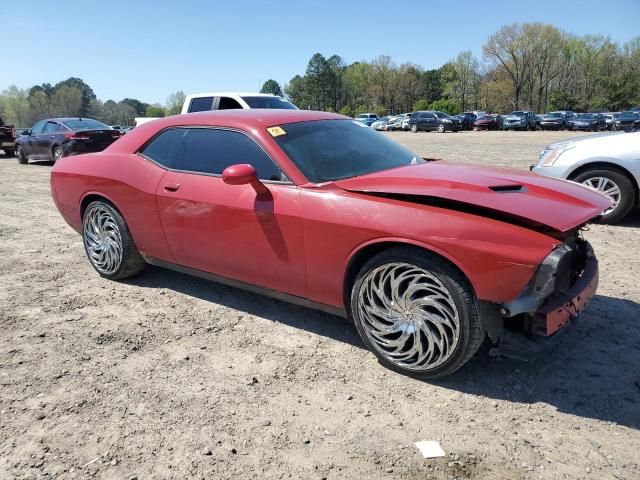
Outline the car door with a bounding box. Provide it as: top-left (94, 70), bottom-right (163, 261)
top-left (23, 120), bottom-right (47, 158)
top-left (38, 121), bottom-right (59, 158)
top-left (421, 112), bottom-right (436, 131)
top-left (146, 127), bottom-right (307, 297)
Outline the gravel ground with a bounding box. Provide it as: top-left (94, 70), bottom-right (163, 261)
top-left (1, 130), bottom-right (639, 480)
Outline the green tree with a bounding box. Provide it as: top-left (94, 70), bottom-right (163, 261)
top-left (53, 78), bottom-right (96, 116)
top-left (145, 105), bottom-right (166, 117)
top-left (260, 79), bottom-right (283, 97)
top-left (122, 98), bottom-right (149, 116)
top-left (0, 86), bottom-right (30, 126)
top-left (413, 99), bottom-right (430, 111)
top-left (429, 99), bottom-right (461, 115)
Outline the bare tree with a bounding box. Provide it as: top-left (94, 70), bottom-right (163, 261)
top-left (483, 24), bottom-right (534, 109)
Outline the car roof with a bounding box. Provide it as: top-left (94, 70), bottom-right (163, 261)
top-left (186, 92), bottom-right (279, 98)
top-left (108, 110), bottom-right (346, 153)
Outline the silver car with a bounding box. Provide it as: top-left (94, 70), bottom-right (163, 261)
top-left (532, 131), bottom-right (640, 223)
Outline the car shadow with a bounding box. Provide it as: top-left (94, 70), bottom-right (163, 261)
top-left (126, 265), bottom-right (364, 349)
top-left (437, 294), bottom-right (640, 430)
top-left (615, 209), bottom-right (640, 228)
top-left (127, 267), bottom-right (640, 429)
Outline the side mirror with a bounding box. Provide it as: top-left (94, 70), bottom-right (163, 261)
top-left (222, 164), bottom-right (268, 195)
top-left (22, 129), bottom-right (31, 136)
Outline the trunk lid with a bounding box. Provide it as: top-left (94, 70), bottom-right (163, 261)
top-left (334, 162), bottom-right (612, 232)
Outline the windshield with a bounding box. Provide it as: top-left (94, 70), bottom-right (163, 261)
top-left (272, 119), bottom-right (423, 183)
top-left (434, 111), bottom-right (449, 118)
top-left (577, 114), bottom-right (596, 119)
top-left (509, 111), bottom-right (526, 117)
top-left (620, 111), bottom-right (638, 118)
top-left (477, 116), bottom-right (493, 121)
top-left (63, 119), bottom-right (110, 131)
top-left (241, 96), bottom-right (297, 109)
top-left (547, 112), bottom-right (564, 118)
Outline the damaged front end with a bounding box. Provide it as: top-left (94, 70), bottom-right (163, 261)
top-left (481, 231), bottom-right (599, 358)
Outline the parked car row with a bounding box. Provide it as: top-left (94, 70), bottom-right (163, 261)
top-left (356, 108), bottom-right (640, 133)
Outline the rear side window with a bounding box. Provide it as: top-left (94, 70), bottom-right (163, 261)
top-left (140, 128), bottom-right (284, 181)
top-left (241, 96), bottom-right (297, 109)
top-left (188, 96), bottom-right (214, 113)
top-left (218, 97), bottom-right (243, 110)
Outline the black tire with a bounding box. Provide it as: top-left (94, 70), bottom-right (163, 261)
top-left (16, 146), bottom-right (27, 164)
top-left (82, 200), bottom-right (146, 280)
top-left (437, 124), bottom-right (446, 133)
top-left (52, 145), bottom-right (63, 162)
top-left (349, 246), bottom-right (484, 379)
top-left (410, 124), bottom-right (418, 133)
top-left (4, 148), bottom-right (15, 157)
top-left (572, 169), bottom-right (635, 224)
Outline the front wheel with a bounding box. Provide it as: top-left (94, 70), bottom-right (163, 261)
top-left (437, 124), bottom-right (446, 133)
top-left (410, 124), bottom-right (418, 133)
top-left (350, 247), bottom-right (483, 379)
top-left (573, 169), bottom-right (635, 224)
top-left (82, 200), bottom-right (146, 280)
top-left (16, 146), bottom-right (27, 164)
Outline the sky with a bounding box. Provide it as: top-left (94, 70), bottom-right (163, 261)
top-left (3, 0), bottom-right (639, 105)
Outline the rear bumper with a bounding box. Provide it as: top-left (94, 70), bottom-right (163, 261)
top-left (532, 249), bottom-right (598, 336)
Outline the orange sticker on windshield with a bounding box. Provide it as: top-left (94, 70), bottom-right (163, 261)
top-left (267, 126), bottom-right (287, 137)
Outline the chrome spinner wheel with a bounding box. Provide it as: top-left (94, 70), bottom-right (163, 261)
top-left (581, 176), bottom-right (621, 215)
top-left (356, 262), bottom-right (461, 372)
top-left (83, 204), bottom-right (124, 275)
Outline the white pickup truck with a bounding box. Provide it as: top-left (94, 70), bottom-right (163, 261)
top-left (181, 92), bottom-right (297, 113)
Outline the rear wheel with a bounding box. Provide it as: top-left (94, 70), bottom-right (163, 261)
top-left (82, 200), bottom-right (146, 280)
top-left (52, 145), bottom-right (63, 162)
top-left (16, 146), bottom-right (27, 164)
top-left (4, 148), bottom-right (15, 157)
top-left (572, 169), bottom-right (635, 224)
top-left (350, 247), bottom-right (483, 379)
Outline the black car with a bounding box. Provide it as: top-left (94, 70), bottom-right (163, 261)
top-left (571, 113), bottom-right (607, 131)
top-left (612, 111), bottom-right (640, 130)
top-left (539, 111), bottom-right (567, 130)
top-left (455, 112), bottom-right (477, 130)
top-left (409, 111), bottom-right (462, 133)
top-left (15, 118), bottom-right (121, 164)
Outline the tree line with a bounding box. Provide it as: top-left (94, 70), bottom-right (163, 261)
top-left (0, 78), bottom-right (186, 127)
top-left (280, 23), bottom-right (639, 116)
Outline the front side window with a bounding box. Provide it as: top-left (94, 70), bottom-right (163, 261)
top-left (141, 128), bottom-right (284, 181)
top-left (272, 119), bottom-right (423, 183)
top-left (31, 120), bottom-right (47, 135)
top-left (188, 96), bottom-right (214, 113)
top-left (44, 122), bottom-right (58, 133)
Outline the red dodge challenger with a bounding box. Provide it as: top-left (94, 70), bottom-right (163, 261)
top-left (50, 110), bottom-right (610, 378)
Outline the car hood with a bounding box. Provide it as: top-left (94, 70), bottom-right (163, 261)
top-left (334, 162), bottom-right (611, 232)
top-left (541, 118), bottom-right (563, 122)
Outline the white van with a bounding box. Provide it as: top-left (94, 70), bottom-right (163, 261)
top-left (181, 92), bottom-right (297, 114)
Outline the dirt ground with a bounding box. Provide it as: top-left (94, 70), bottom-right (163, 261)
top-left (1, 130), bottom-right (639, 480)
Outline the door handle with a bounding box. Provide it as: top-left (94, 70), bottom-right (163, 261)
top-left (164, 183), bottom-right (180, 192)
top-left (50, 135), bottom-right (55, 139)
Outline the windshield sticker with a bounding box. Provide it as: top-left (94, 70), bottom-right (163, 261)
top-left (267, 126), bottom-right (287, 137)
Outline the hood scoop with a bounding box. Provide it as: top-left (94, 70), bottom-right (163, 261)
top-left (489, 185), bottom-right (526, 193)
